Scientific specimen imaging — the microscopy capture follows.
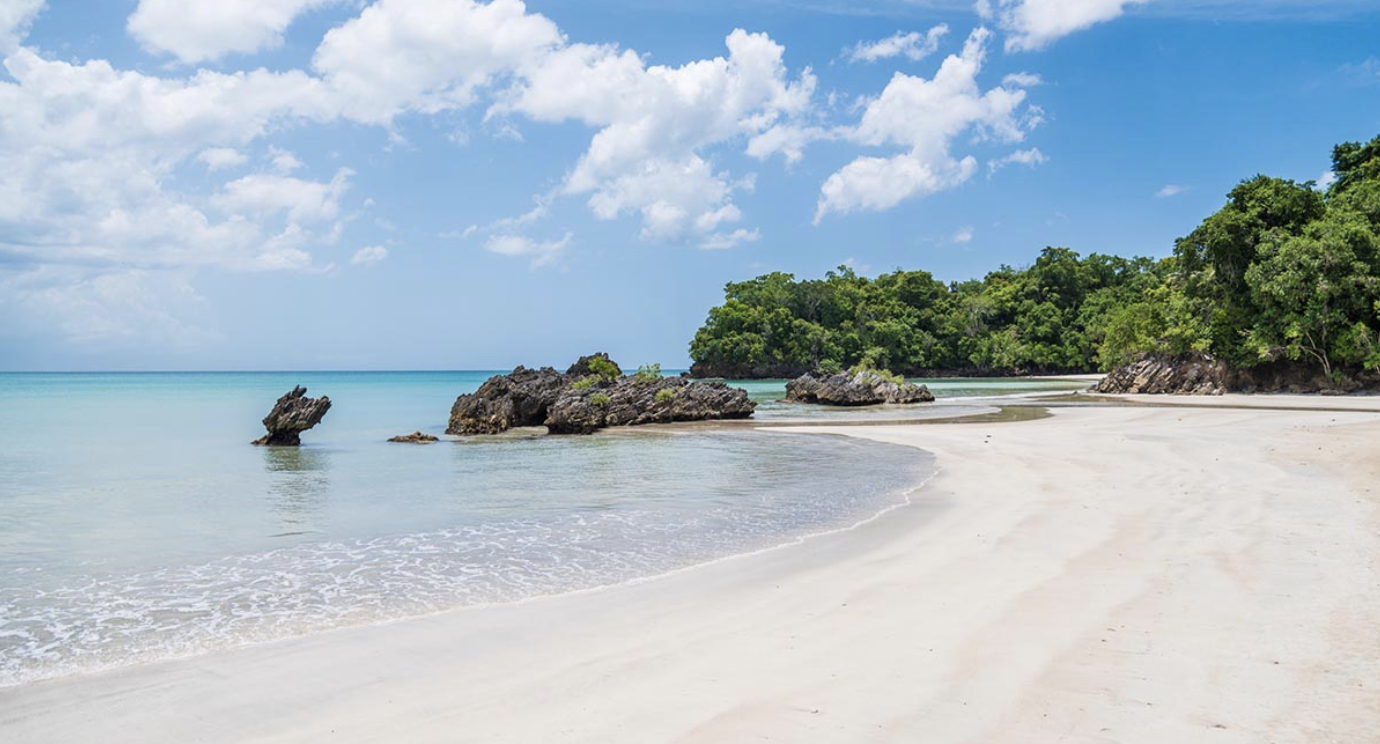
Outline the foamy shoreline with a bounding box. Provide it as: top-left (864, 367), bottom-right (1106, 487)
top-left (3, 396), bottom-right (1378, 743)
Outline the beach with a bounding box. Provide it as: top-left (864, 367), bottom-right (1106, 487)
top-left (3, 397), bottom-right (1379, 743)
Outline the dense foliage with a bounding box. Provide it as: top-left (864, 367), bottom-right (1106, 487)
top-left (691, 134), bottom-right (1380, 380)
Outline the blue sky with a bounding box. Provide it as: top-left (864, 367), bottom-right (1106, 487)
top-left (1, 0), bottom-right (1377, 371)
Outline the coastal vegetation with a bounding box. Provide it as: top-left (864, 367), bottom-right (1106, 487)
top-left (690, 134), bottom-right (1380, 386)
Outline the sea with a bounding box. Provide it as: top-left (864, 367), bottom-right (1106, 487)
top-left (0, 371), bottom-right (1086, 687)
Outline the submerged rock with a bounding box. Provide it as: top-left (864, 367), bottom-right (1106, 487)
top-left (447, 353), bottom-right (756, 436)
top-left (388, 431), bottom-right (440, 443)
top-left (252, 386), bottom-right (331, 446)
top-left (784, 370), bottom-right (934, 406)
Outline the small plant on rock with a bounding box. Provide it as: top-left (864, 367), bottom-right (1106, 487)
top-left (635, 363), bottom-right (662, 384)
top-left (654, 387), bottom-right (676, 403)
top-left (571, 376), bottom-right (598, 390)
top-left (589, 392), bottom-right (612, 406)
top-left (588, 357), bottom-right (621, 382)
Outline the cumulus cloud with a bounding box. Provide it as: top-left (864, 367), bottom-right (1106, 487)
top-left (215, 168), bottom-right (352, 223)
top-left (128, 0), bottom-right (344, 64)
top-left (1316, 170), bottom-right (1337, 190)
top-left (953, 226), bottom-right (974, 243)
top-left (493, 29), bottom-right (816, 245)
top-left (978, 0), bottom-right (1149, 52)
top-left (312, 0), bottom-right (563, 125)
top-left (1154, 183), bottom-right (1186, 198)
top-left (483, 233), bottom-right (571, 268)
top-left (350, 245), bottom-right (388, 266)
top-left (816, 28), bottom-right (1039, 222)
top-left (845, 26), bottom-right (949, 63)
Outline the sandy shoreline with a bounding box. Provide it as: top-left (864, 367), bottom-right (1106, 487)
top-left (3, 398), bottom-right (1379, 743)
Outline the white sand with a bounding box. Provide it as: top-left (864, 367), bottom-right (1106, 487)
top-left (3, 399), bottom-right (1379, 743)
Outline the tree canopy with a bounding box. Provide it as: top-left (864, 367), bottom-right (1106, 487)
top-left (690, 133), bottom-right (1380, 381)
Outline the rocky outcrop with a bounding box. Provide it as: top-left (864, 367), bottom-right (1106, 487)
top-left (447, 353), bottom-right (756, 436)
top-left (388, 431), bottom-right (439, 443)
top-left (445, 365), bottom-right (568, 435)
top-left (784, 370), bottom-right (935, 406)
top-left (252, 386), bottom-right (331, 446)
top-left (1093, 354), bottom-right (1229, 395)
top-left (545, 378), bottom-right (756, 434)
top-left (1095, 354), bottom-right (1380, 395)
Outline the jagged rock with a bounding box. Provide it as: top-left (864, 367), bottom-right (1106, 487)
top-left (446, 365), bottom-right (567, 434)
top-left (1096, 354), bottom-right (1380, 395)
top-left (784, 370), bottom-right (934, 406)
top-left (388, 431), bottom-right (439, 443)
top-left (545, 378), bottom-right (756, 434)
top-left (1092, 354), bottom-right (1229, 395)
top-left (251, 386), bottom-right (331, 446)
top-left (447, 353), bottom-right (756, 436)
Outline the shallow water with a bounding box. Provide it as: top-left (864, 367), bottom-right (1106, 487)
top-left (0, 372), bottom-right (943, 686)
top-left (0, 371), bottom-right (1082, 686)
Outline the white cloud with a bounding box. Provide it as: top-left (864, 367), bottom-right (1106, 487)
top-left (845, 25), bottom-right (949, 63)
top-left (0, 0), bottom-right (42, 52)
top-left (197, 147), bottom-right (247, 171)
top-left (1154, 183), bottom-right (1186, 198)
top-left (700, 228), bottom-right (761, 250)
top-left (483, 233), bottom-right (571, 268)
top-left (988, 146), bottom-right (1048, 173)
top-left (1316, 170), bottom-right (1337, 190)
top-left (312, 0), bottom-right (563, 125)
top-left (350, 245), bottom-right (388, 266)
top-left (953, 226), bottom-right (974, 243)
top-left (1002, 72), bottom-right (1043, 87)
top-left (128, 0), bottom-right (344, 64)
top-left (215, 168), bottom-right (353, 223)
top-left (492, 28), bottom-right (817, 245)
top-left (268, 147), bottom-right (304, 173)
top-left (816, 28), bottom-right (1039, 222)
top-left (980, 0), bottom-right (1149, 52)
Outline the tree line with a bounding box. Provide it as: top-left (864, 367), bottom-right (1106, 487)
top-left (689, 134), bottom-right (1380, 380)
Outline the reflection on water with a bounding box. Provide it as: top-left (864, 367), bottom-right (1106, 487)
top-left (262, 446), bottom-right (330, 526)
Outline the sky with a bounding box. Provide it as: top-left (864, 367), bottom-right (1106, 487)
top-left (0, 0), bottom-right (1378, 371)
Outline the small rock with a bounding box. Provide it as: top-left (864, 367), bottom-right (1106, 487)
top-left (388, 431), bottom-right (439, 443)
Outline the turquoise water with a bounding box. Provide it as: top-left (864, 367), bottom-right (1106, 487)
top-left (0, 372), bottom-right (929, 686)
top-left (0, 371), bottom-right (1082, 687)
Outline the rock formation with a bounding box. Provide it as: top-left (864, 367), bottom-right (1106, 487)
top-left (784, 370), bottom-right (935, 406)
top-left (1092, 354), bottom-right (1228, 395)
top-left (252, 386), bottom-right (331, 446)
top-left (545, 378), bottom-right (757, 434)
top-left (1094, 353), bottom-right (1380, 395)
top-left (388, 431), bottom-right (439, 443)
top-left (447, 353), bottom-right (756, 436)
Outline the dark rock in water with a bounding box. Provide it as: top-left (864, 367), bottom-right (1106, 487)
top-left (388, 431), bottom-right (439, 443)
top-left (446, 365), bottom-right (567, 435)
top-left (252, 386), bottom-right (331, 446)
top-left (1092, 354), bottom-right (1228, 395)
top-left (447, 353), bottom-right (756, 436)
top-left (784, 370), bottom-right (934, 406)
top-left (545, 378), bottom-right (756, 434)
